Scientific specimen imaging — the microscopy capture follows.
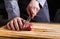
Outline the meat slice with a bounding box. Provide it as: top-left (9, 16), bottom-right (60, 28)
top-left (23, 23), bottom-right (32, 31)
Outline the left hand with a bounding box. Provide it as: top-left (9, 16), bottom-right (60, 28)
top-left (6, 17), bottom-right (26, 31)
top-left (26, 0), bottom-right (40, 19)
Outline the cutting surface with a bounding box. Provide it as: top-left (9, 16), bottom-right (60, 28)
top-left (0, 23), bottom-right (60, 39)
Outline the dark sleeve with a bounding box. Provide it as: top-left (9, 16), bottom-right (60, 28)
top-left (4, 0), bottom-right (20, 20)
top-left (54, 9), bottom-right (60, 23)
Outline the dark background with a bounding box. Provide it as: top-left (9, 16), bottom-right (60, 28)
top-left (47, 0), bottom-right (60, 22)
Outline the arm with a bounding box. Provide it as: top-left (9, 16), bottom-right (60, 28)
top-left (4, 0), bottom-right (20, 20)
top-left (4, 0), bottom-right (25, 31)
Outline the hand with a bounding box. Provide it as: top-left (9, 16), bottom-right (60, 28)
top-left (26, 0), bottom-right (40, 18)
top-left (6, 17), bottom-right (25, 31)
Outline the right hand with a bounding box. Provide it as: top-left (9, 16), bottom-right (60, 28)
top-left (6, 17), bottom-right (26, 31)
top-left (26, 0), bottom-right (40, 19)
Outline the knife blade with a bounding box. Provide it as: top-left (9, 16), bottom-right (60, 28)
top-left (22, 12), bottom-right (32, 30)
top-left (23, 17), bottom-right (31, 29)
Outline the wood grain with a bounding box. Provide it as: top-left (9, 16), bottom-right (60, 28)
top-left (0, 23), bottom-right (60, 39)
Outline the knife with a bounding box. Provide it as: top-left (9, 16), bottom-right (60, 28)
top-left (23, 17), bottom-right (31, 29)
top-left (22, 12), bottom-right (32, 30)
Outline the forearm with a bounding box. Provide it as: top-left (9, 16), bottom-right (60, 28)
top-left (4, 0), bottom-right (20, 20)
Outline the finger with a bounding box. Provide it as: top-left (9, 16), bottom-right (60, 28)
top-left (7, 23), bottom-right (11, 30)
top-left (27, 7), bottom-right (33, 18)
top-left (9, 20), bottom-right (15, 30)
top-left (27, 6), bottom-right (37, 18)
top-left (22, 19), bottom-right (26, 25)
top-left (36, 7), bottom-right (40, 12)
top-left (30, 8), bottom-right (36, 18)
top-left (18, 18), bottom-right (24, 29)
top-left (26, 7), bottom-right (30, 17)
top-left (17, 18), bottom-right (23, 30)
top-left (13, 18), bottom-right (19, 31)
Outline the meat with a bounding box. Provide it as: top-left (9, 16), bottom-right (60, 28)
top-left (22, 23), bottom-right (32, 31)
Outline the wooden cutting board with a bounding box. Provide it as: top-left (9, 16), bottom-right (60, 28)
top-left (0, 23), bottom-right (60, 39)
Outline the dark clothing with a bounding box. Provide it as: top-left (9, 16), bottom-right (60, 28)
top-left (54, 9), bottom-right (60, 23)
top-left (0, 0), bottom-right (7, 19)
top-left (4, 0), bottom-right (50, 22)
top-left (0, 0), bottom-right (50, 26)
top-left (19, 0), bottom-right (50, 22)
top-left (0, 0), bottom-right (8, 26)
top-left (47, 0), bottom-right (60, 22)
